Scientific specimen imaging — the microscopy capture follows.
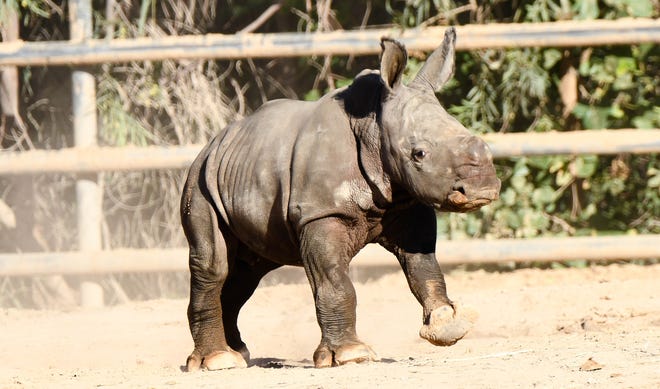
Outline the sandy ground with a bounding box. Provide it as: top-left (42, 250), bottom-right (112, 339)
top-left (1, 262), bottom-right (659, 388)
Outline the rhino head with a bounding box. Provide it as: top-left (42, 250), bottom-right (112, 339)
top-left (355, 28), bottom-right (500, 212)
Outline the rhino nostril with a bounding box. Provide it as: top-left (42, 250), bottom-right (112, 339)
top-left (452, 184), bottom-right (466, 195)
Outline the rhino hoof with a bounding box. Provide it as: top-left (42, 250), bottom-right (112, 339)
top-left (203, 350), bottom-right (248, 370)
top-left (419, 303), bottom-right (478, 346)
top-left (186, 349), bottom-right (248, 371)
top-left (335, 343), bottom-right (379, 366)
top-left (313, 342), bottom-right (379, 368)
top-left (185, 352), bottom-right (203, 372)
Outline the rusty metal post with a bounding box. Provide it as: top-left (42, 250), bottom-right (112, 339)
top-left (70, 0), bottom-right (103, 307)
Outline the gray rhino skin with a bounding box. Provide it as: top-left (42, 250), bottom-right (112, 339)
top-left (181, 27), bottom-right (500, 370)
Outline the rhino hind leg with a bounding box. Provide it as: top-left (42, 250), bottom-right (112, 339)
top-left (221, 252), bottom-right (281, 363)
top-left (182, 179), bottom-right (247, 371)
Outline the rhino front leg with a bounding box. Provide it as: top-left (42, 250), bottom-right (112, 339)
top-left (400, 251), bottom-right (478, 346)
top-left (300, 218), bottom-right (378, 368)
top-left (379, 203), bottom-right (477, 346)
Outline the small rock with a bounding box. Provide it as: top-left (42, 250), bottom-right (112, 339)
top-left (579, 357), bottom-right (603, 371)
top-left (580, 317), bottom-right (602, 332)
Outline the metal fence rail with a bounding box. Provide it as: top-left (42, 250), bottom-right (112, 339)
top-left (1, 19), bottom-right (659, 66)
top-left (1, 235), bottom-right (658, 276)
top-left (1, 129), bottom-right (659, 174)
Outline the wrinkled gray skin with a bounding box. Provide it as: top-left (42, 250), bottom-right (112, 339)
top-left (181, 28), bottom-right (501, 371)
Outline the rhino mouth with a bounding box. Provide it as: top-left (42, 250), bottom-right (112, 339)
top-left (437, 190), bottom-right (496, 213)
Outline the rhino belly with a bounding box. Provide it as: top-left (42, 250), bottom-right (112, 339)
top-left (224, 179), bottom-right (301, 265)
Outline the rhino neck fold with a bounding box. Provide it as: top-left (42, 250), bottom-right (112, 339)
top-left (335, 72), bottom-right (394, 208)
top-left (351, 115), bottom-right (393, 208)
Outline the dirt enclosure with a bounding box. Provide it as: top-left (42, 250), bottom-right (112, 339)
top-left (1, 262), bottom-right (659, 388)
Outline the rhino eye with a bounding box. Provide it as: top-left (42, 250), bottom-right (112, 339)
top-left (412, 148), bottom-right (428, 162)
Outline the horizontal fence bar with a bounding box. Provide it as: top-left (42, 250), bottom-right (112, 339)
top-left (0, 235), bottom-right (657, 276)
top-left (0, 249), bottom-right (187, 276)
top-left (0, 144), bottom-right (201, 175)
top-left (0, 129), bottom-right (658, 175)
top-left (431, 235), bottom-right (660, 265)
top-left (483, 129), bottom-right (660, 158)
top-left (1, 19), bottom-right (659, 67)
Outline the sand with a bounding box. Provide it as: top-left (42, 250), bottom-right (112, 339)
top-left (1, 263), bottom-right (659, 388)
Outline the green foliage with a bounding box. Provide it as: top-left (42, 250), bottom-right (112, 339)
top-left (0, 0), bottom-right (62, 25)
top-left (420, 0), bottom-right (659, 239)
top-left (603, 0), bottom-right (655, 18)
top-left (575, 45), bottom-right (659, 130)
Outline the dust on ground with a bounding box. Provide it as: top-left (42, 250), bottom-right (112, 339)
top-left (1, 263), bottom-right (659, 388)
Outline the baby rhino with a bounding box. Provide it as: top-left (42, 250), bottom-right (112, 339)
top-left (181, 27), bottom-right (500, 370)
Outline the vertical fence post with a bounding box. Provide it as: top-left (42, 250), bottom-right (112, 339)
top-left (70, 0), bottom-right (103, 307)
top-left (0, 5), bottom-right (20, 121)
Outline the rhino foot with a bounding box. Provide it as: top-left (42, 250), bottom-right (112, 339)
top-left (313, 341), bottom-right (379, 368)
top-left (185, 349), bottom-right (247, 372)
top-left (419, 303), bottom-right (478, 346)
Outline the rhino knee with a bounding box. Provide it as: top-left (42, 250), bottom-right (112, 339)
top-left (189, 250), bottom-right (228, 286)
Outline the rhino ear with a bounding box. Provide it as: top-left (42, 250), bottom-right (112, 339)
top-left (410, 27), bottom-right (457, 92)
top-left (379, 38), bottom-right (408, 90)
